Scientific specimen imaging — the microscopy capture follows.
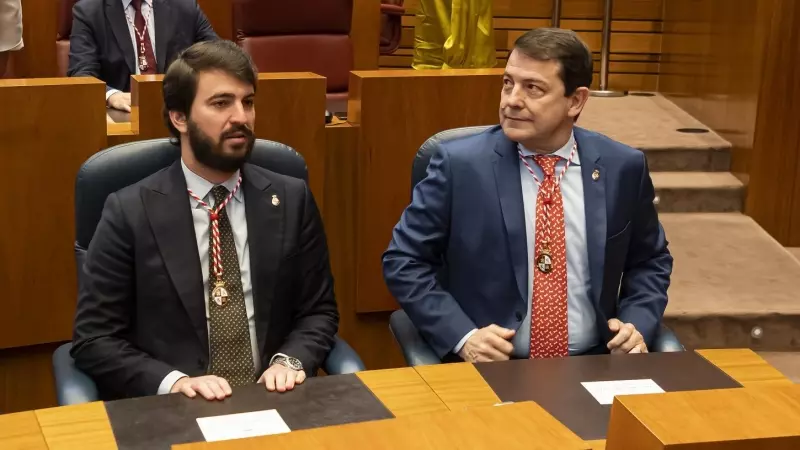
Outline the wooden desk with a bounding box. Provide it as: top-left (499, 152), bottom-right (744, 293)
top-left (414, 349), bottom-right (793, 450)
top-left (0, 368), bottom-right (434, 450)
top-left (356, 368), bottom-right (447, 417)
top-left (0, 411), bottom-right (48, 450)
top-left (173, 402), bottom-right (590, 450)
top-left (0, 350), bottom-right (791, 450)
top-left (35, 403), bottom-right (116, 450)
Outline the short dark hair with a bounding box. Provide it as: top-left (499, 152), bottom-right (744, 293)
top-left (513, 28), bottom-right (593, 96)
top-left (162, 40), bottom-right (258, 139)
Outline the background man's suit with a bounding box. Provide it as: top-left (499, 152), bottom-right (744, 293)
top-left (383, 125), bottom-right (672, 358)
top-left (68, 0), bottom-right (217, 93)
top-left (72, 162), bottom-right (339, 399)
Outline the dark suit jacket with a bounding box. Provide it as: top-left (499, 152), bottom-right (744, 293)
top-left (67, 0), bottom-right (218, 93)
top-left (72, 162), bottom-right (339, 400)
top-left (382, 126), bottom-right (673, 358)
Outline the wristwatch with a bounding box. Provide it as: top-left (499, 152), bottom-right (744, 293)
top-left (269, 353), bottom-right (304, 371)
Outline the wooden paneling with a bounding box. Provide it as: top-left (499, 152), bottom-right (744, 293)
top-left (660, 0), bottom-right (775, 182)
top-left (322, 122), bottom-right (406, 369)
top-left (130, 75), bottom-right (168, 140)
top-left (0, 77), bottom-right (105, 413)
top-left (253, 73), bottom-right (328, 208)
top-left (0, 343), bottom-right (61, 414)
top-left (0, 78), bottom-right (106, 350)
top-left (383, 0), bottom-right (663, 92)
top-left (351, 0), bottom-right (382, 70)
top-left (749, 0), bottom-right (800, 246)
top-left (10, 0), bottom-right (58, 78)
top-left (348, 69), bottom-right (502, 313)
top-left (197, 0), bottom-right (233, 40)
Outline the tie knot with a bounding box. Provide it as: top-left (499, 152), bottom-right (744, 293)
top-left (533, 155), bottom-right (559, 177)
top-left (211, 185), bottom-right (230, 208)
top-left (131, 0), bottom-right (142, 11)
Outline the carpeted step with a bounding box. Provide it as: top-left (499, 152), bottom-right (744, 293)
top-left (652, 172), bottom-right (744, 212)
top-left (579, 93), bottom-right (732, 172)
top-left (660, 213), bottom-right (800, 352)
top-left (757, 352), bottom-right (800, 383)
top-left (643, 147), bottom-right (731, 172)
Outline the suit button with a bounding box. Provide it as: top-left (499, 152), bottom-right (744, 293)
top-left (197, 358), bottom-right (206, 369)
top-left (515, 311), bottom-right (523, 321)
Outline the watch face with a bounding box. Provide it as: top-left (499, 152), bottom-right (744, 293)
top-left (285, 357), bottom-right (303, 371)
top-left (274, 356), bottom-right (303, 371)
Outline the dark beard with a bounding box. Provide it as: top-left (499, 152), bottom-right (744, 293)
top-left (187, 120), bottom-right (255, 172)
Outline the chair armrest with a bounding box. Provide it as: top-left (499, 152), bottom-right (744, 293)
top-left (323, 335), bottom-right (366, 374)
top-left (389, 310), bottom-right (441, 366)
top-left (652, 324), bottom-right (684, 353)
top-left (380, 4), bottom-right (405, 15)
top-left (53, 343), bottom-right (100, 405)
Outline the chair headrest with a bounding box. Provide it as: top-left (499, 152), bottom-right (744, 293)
top-left (234, 0), bottom-right (352, 36)
top-left (410, 126), bottom-right (493, 193)
top-left (75, 138), bottom-right (306, 247)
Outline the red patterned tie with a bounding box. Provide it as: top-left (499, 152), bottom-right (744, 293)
top-left (131, 0), bottom-right (156, 74)
top-left (529, 155), bottom-right (569, 359)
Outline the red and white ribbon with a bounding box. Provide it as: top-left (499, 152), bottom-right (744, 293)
top-left (187, 177), bottom-right (242, 280)
top-left (517, 142), bottom-right (577, 247)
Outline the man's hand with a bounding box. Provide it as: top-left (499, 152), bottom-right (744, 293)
top-left (107, 92), bottom-right (131, 112)
top-left (258, 364), bottom-right (306, 392)
top-left (607, 319), bottom-right (648, 354)
top-left (458, 325), bottom-right (516, 362)
top-left (170, 375), bottom-right (232, 400)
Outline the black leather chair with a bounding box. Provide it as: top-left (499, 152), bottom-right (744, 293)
top-left (54, 138), bottom-right (365, 405)
top-left (389, 126), bottom-right (684, 366)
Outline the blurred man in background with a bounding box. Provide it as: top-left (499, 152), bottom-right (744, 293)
top-left (0, 0), bottom-right (23, 77)
top-left (68, 0), bottom-right (217, 112)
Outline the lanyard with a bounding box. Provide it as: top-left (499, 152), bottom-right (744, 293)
top-left (187, 177), bottom-right (242, 282)
top-left (516, 142), bottom-right (576, 248)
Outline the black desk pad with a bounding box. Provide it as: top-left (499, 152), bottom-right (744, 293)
top-left (104, 373), bottom-right (394, 450)
top-left (475, 351), bottom-right (741, 440)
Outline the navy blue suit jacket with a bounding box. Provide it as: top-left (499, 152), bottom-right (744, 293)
top-left (68, 0), bottom-right (217, 93)
top-left (382, 125), bottom-right (672, 358)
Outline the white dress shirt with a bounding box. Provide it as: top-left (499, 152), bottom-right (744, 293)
top-left (106, 0), bottom-right (157, 100)
top-left (454, 132), bottom-right (599, 357)
top-left (0, 0), bottom-right (23, 52)
top-left (157, 161), bottom-right (259, 394)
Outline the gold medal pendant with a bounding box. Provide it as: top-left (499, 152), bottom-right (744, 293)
top-left (536, 248), bottom-right (554, 274)
top-left (211, 280), bottom-right (229, 306)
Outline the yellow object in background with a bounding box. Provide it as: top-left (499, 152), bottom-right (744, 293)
top-left (412, 0), bottom-right (496, 69)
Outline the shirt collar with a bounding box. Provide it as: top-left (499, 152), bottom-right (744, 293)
top-left (122, 0), bottom-right (153, 9)
top-left (181, 159), bottom-right (243, 207)
top-left (518, 132), bottom-right (580, 166)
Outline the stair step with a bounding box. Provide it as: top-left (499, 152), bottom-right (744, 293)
top-left (652, 172), bottom-right (744, 212)
top-left (579, 93), bottom-right (733, 172)
top-left (643, 147), bottom-right (731, 172)
top-left (660, 213), bottom-right (800, 351)
top-left (757, 352), bottom-right (800, 383)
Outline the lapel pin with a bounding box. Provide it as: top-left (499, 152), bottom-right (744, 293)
top-left (592, 169), bottom-right (600, 181)
top-left (272, 194), bottom-right (280, 207)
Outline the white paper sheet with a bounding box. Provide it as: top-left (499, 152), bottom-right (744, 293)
top-left (581, 379), bottom-right (665, 405)
top-left (196, 409), bottom-right (291, 442)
